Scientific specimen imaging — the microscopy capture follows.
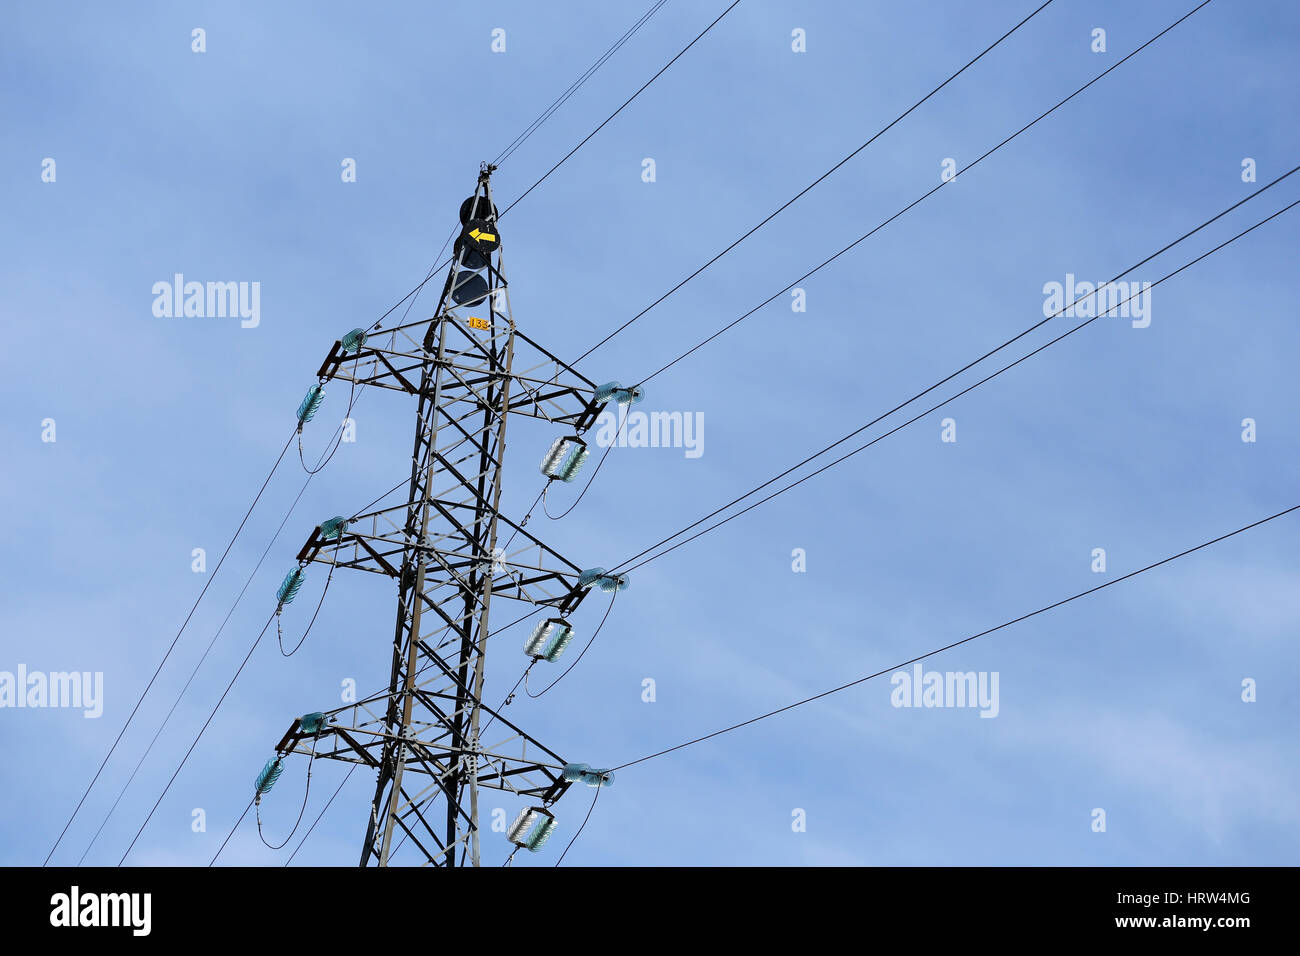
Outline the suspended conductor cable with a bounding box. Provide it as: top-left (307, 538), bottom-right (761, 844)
top-left (493, 0), bottom-right (670, 167)
top-left (610, 168), bottom-right (1300, 575)
top-left (285, 764), bottom-right (357, 866)
top-left (349, 473), bottom-right (416, 521)
top-left (571, 0), bottom-right (1059, 364)
top-left (362, 225), bottom-right (459, 336)
top-left (525, 592), bottom-right (619, 698)
top-left (555, 787), bottom-right (602, 867)
top-left (610, 504), bottom-right (1300, 772)
top-left (78, 58), bottom-right (640, 857)
top-left (371, 2), bottom-right (737, 319)
top-left (619, 197), bottom-right (1300, 575)
top-left (633, 0), bottom-right (1215, 387)
top-left (208, 797), bottom-right (254, 868)
top-left (484, 591), bottom-right (618, 741)
top-left (77, 469), bottom-right (317, 865)
top-left (501, 0), bottom-right (743, 217)
top-left (300, 225), bottom-right (445, 484)
top-left (541, 403), bottom-right (630, 522)
top-left (543, 442), bottom-right (618, 520)
top-left (76, 354), bottom-right (354, 863)
top-left (365, 269), bottom-right (439, 336)
top-left (487, 0), bottom-right (1054, 554)
top-left (44, 427), bottom-right (296, 866)
top-left (277, 543), bottom-right (341, 658)
top-left (376, 0), bottom-right (1051, 400)
top-left (118, 608), bottom-right (278, 865)
top-left (511, 409), bottom-right (620, 550)
top-left (256, 739), bottom-right (320, 851)
top-left (297, 374), bottom-right (358, 475)
top-left (80, 391), bottom-right (352, 863)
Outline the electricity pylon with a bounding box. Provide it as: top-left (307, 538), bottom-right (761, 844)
top-left (274, 164), bottom-right (606, 866)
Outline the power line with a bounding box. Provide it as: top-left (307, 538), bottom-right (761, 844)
top-left (381, 1), bottom-right (742, 318)
top-left (116, 0), bottom-right (1238, 867)
top-left (297, 377), bottom-right (358, 474)
top-left (51, 271), bottom-right (417, 862)
top-left (611, 168), bottom-right (1300, 575)
top-left (347, 469), bottom-right (427, 525)
top-left (43, 428), bottom-right (296, 866)
top-left (311, 3), bottom-right (740, 580)
top-left (633, 0), bottom-right (1215, 387)
top-left (493, 0), bottom-right (670, 167)
top-left (73, 390), bottom-right (361, 863)
top-left (99, 187), bottom-right (493, 866)
top-left (622, 196), bottom-right (1300, 572)
top-left (361, 223), bottom-right (460, 337)
top-left (208, 797), bottom-right (254, 868)
top-left (571, 0), bottom-right (1059, 365)
top-left (82, 6), bottom-right (708, 863)
top-left (376, 0), bottom-right (1057, 545)
top-left (118, 608), bottom-right (278, 865)
top-left (611, 503), bottom-right (1300, 772)
top-left (277, 549), bottom-right (338, 657)
top-left (525, 592), bottom-right (619, 698)
top-left (543, 433), bottom-right (621, 521)
top-left (501, 0), bottom-right (743, 218)
top-left (506, 191), bottom-right (1295, 853)
top-left (483, 188), bottom-right (1300, 858)
top-left (554, 787), bottom-right (602, 866)
top-left (256, 742), bottom-right (319, 851)
top-left (621, 195), bottom-right (1300, 574)
top-left (206, 203), bottom-right (1290, 864)
top-left (285, 765), bottom-right (357, 866)
top-left (497, 0), bottom-right (1061, 541)
top-left (76, 469), bottom-right (317, 865)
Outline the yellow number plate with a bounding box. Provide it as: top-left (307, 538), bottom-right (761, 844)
top-left (468, 316), bottom-right (490, 331)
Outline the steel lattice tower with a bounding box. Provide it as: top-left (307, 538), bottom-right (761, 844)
top-left (273, 164), bottom-right (606, 866)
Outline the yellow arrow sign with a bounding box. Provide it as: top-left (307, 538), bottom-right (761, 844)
top-left (468, 228), bottom-right (496, 242)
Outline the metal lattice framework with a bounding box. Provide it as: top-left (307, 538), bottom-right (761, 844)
top-left (274, 164), bottom-right (605, 866)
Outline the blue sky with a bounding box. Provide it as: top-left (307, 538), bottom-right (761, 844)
top-left (3, 0), bottom-right (1297, 867)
